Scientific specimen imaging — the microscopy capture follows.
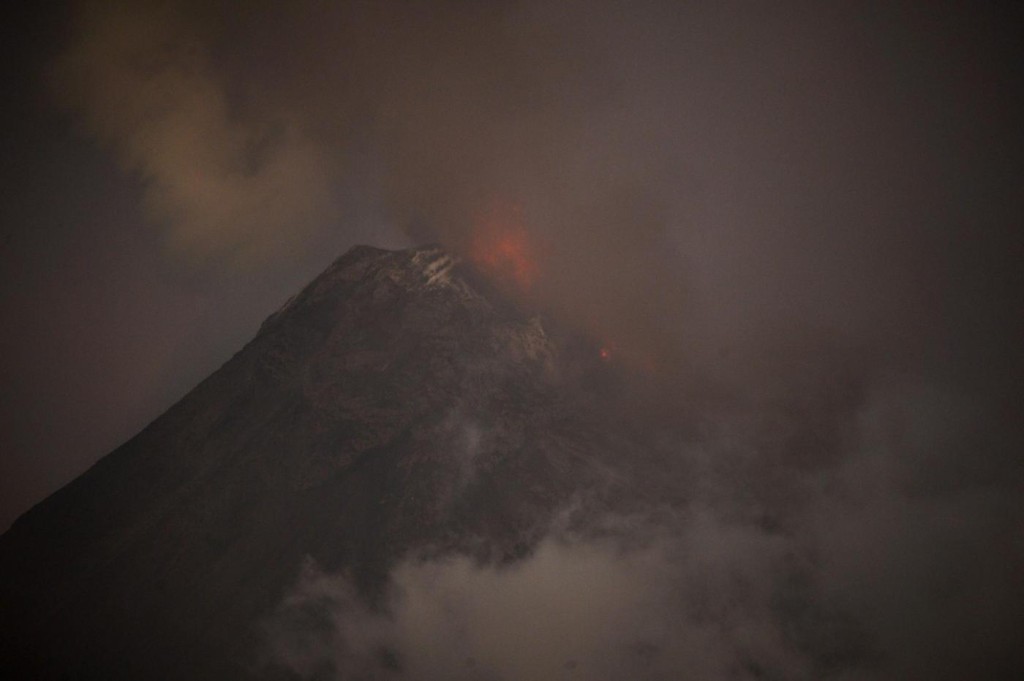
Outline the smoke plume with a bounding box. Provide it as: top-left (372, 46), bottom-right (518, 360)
top-left (51, 1), bottom-right (1024, 678)
top-left (51, 0), bottom-right (340, 266)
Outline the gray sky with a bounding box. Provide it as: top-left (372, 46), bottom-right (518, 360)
top-left (1, 2), bottom-right (1022, 674)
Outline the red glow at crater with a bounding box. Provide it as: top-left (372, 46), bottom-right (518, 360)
top-left (469, 204), bottom-right (538, 290)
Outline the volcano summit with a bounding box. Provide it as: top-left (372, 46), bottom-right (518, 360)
top-left (0, 245), bottom-right (679, 679)
top-left (3, 242), bottom-right (1022, 681)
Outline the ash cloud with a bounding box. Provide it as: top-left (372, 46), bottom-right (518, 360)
top-left (53, 0), bottom-right (1024, 391)
top-left (50, 0), bottom-right (1024, 677)
top-left (51, 0), bottom-right (341, 267)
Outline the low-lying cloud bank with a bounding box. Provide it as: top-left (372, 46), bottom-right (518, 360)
top-left (265, 515), bottom-right (803, 681)
top-left (264, 376), bottom-right (1023, 680)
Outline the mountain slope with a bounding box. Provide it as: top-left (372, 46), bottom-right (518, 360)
top-left (0, 245), bottom-right (674, 679)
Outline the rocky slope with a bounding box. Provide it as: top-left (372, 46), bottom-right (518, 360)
top-left (0, 245), bottom-right (679, 680)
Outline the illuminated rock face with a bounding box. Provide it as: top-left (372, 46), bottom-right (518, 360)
top-left (0, 245), bottom-right (669, 680)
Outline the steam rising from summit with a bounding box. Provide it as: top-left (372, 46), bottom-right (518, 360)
top-left (37, 1), bottom-right (1024, 679)
top-left (53, 0), bottom-right (1022, 391)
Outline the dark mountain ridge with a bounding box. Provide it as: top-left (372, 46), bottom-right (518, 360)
top-left (0, 244), bottom-right (678, 679)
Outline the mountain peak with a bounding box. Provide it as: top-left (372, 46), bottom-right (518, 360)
top-left (0, 241), bottom-right (658, 679)
top-left (258, 244), bottom-right (495, 335)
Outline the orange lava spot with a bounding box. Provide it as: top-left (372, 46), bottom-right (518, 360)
top-left (599, 347), bottom-right (613, 361)
top-left (469, 204), bottom-right (538, 290)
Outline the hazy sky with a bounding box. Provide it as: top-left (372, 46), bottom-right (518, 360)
top-left (1, 4), bottom-right (1022, 674)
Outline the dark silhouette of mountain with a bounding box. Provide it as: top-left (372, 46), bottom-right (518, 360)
top-left (0, 245), bottom-right (678, 680)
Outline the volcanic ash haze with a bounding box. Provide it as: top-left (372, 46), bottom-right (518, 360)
top-left (46, 0), bottom-right (1024, 415)
top-left (1, 245), bottom-right (1022, 680)
top-left (0, 0), bottom-right (1021, 679)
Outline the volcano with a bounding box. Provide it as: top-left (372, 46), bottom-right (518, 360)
top-left (0, 245), bottom-right (679, 680)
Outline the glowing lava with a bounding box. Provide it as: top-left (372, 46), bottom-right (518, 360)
top-left (469, 204), bottom-right (538, 290)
